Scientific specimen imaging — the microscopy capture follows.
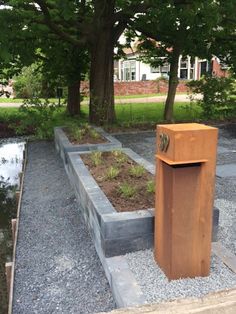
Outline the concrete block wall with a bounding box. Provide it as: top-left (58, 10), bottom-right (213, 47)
top-left (66, 148), bottom-right (155, 258)
top-left (54, 126), bottom-right (122, 168)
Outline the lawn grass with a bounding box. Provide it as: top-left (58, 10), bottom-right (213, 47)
top-left (79, 102), bottom-right (201, 125)
top-left (0, 101), bottom-right (201, 128)
top-left (116, 102), bottom-right (201, 124)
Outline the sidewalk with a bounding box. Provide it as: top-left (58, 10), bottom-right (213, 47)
top-left (0, 93), bottom-right (200, 108)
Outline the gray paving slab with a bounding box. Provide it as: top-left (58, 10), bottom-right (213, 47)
top-left (216, 164), bottom-right (236, 178)
top-left (218, 146), bottom-right (232, 154)
top-left (13, 142), bottom-right (115, 314)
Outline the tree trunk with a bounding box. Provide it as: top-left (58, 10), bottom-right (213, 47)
top-left (164, 46), bottom-right (181, 122)
top-left (89, 30), bottom-right (116, 125)
top-left (67, 79), bottom-right (81, 116)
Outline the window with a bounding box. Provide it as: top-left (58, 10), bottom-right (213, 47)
top-left (189, 57), bottom-right (195, 79)
top-left (151, 66), bottom-right (160, 73)
top-left (179, 57), bottom-right (195, 80)
top-left (160, 62), bottom-right (170, 74)
top-left (180, 58), bottom-right (188, 79)
top-left (122, 60), bottom-right (136, 81)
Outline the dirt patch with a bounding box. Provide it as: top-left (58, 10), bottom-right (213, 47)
top-left (64, 127), bottom-right (107, 145)
top-left (81, 151), bottom-right (154, 212)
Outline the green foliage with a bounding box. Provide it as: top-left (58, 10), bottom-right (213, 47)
top-left (72, 128), bottom-right (86, 141)
top-left (112, 150), bottom-right (128, 164)
top-left (12, 98), bottom-right (60, 139)
top-left (118, 182), bottom-right (137, 199)
top-left (13, 64), bottom-right (44, 98)
top-left (146, 180), bottom-right (155, 193)
top-left (106, 166), bottom-right (120, 180)
top-left (187, 76), bottom-right (236, 119)
top-left (69, 123), bottom-right (101, 141)
top-left (129, 165), bottom-right (145, 178)
top-left (90, 151), bottom-right (102, 167)
top-left (89, 128), bottom-right (100, 139)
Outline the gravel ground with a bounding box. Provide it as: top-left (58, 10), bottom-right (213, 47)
top-left (13, 142), bottom-right (116, 314)
top-left (125, 250), bottom-right (236, 304)
top-left (116, 123), bottom-right (236, 303)
top-left (215, 198), bottom-right (236, 254)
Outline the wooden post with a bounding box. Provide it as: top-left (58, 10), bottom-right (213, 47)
top-left (5, 262), bottom-right (13, 297)
top-left (11, 219), bottom-right (17, 243)
top-left (155, 123), bottom-right (218, 280)
top-left (15, 190), bottom-right (20, 205)
top-left (18, 172), bottom-right (23, 186)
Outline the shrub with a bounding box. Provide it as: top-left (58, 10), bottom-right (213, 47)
top-left (118, 182), bottom-right (137, 198)
top-left (12, 98), bottom-right (60, 139)
top-left (187, 75), bottom-right (236, 120)
top-left (13, 64), bottom-right (44, 98)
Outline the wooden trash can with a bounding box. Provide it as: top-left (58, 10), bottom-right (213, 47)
top-left (155, 123), bottom-right (218, 280)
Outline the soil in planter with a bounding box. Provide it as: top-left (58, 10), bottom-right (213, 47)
top-left (81, 151), bottom-right (155, 212)
top-left (64, 126), bottom-right (107, 145)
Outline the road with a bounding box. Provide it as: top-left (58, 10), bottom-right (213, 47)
top-left (0, 94), bottom-right (202, 108)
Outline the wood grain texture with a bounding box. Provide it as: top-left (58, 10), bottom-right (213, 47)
top-left (155, 123), bottom-right (218, 279)
top-left (98, 289), bottom-right (236, 314)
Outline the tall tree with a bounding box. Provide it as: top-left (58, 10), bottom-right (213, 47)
top-left (0, 5), bottom-right (89, 116)
top-left (1, 0), bottom-right (154, 125)
top-left (39, 41), bottom-right (89, 116)
top-left (131, 0), bottom-right (222, 121)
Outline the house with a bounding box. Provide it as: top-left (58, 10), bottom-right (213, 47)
top-left (116, 47), bottom-right (228, 82)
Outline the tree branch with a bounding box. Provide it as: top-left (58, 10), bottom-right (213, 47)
top-left (35, 0), bottom-right (86, 46)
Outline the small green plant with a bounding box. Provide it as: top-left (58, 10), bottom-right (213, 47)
top-left (118, 182), bottom-right (137, 198)
top-left (73, 128), bottom-right (86, 141)
top-left (146, 180), bottom-right (155, 193)
top-left (106, 166), bottom-right (120, 180)
top-left (90, 151), bottom-right (102, 166)
top-left (129, 165), bottom-right (145, 177)
top-left (112, 150), bottom-right (128, 164)
top-left (89, 128), bottom-right (100, 139)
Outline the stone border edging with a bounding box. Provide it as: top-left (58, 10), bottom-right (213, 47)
top-left (64, 147), bottom-right (156, 307)
top-left (67, 148), bottom-right (155, 257)
top-left (54, 126), bottom-right (122, 166)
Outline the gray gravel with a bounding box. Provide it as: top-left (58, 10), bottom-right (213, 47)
top-left (215, 199), bottom-right (236, 254)
top-left (125, 250), bottom-right (236, 304)
top-left (116, 123), bottom-right (236, 303)
top-left (13, 141), bottom-right (116, 314)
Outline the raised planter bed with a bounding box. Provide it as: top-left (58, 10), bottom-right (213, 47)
top-left (67, 148), bottom-right (155, 258)
top-left (54, 126), bottom-right (122, 166)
